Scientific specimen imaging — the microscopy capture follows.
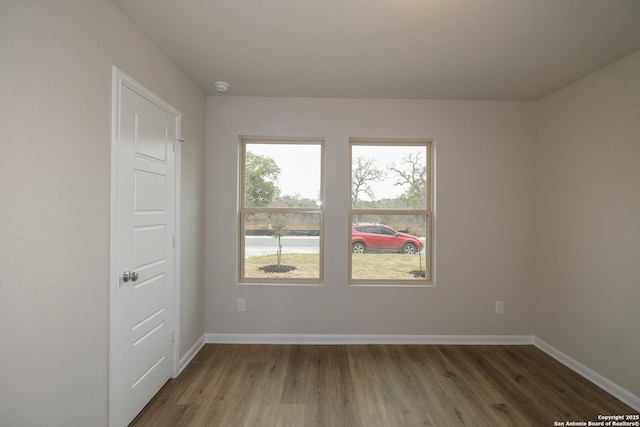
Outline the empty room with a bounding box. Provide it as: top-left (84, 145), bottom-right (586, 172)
top-left (1, 1), bottom-right (639, 426)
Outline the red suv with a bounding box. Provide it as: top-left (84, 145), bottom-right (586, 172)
top-left (352, 224), bottom-right (424, 254)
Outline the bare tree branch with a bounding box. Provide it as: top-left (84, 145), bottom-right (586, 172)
top-left (388, 152), bottom-right (427, 208)
top-left (352, 156), bottom-right (385, 206)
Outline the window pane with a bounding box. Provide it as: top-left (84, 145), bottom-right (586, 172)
top-left (352, 145), bottom-right (428, 210)
top-left (351, 214), bottom-right (429, 281)
top-left (245, 143), bottom-right (321, 208)
top-left (243, 212), bottom-right (321, 280)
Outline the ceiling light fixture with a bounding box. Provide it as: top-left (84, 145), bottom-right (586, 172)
top-left (214, 81), bottom-right (230, 93)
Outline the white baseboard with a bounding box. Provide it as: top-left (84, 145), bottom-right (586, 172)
top-left (533, 337), bottom-right (640, 412)
top-left (177, 335), bottom-right (205, 375)
top-left (205, 333), bottom-right (534, 345)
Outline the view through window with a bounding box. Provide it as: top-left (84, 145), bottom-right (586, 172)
top-left (239, 139), bottom-right (323, 283)
top-left (350, 141), bottom-right (432, 284)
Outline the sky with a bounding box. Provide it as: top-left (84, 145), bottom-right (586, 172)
top-left (247, 143), bottom-right (321, 200)
top-left (247, 143), bottom-right (426, 201)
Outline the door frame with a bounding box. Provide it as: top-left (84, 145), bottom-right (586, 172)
top-left (109, 67), bottom-right (182, 426)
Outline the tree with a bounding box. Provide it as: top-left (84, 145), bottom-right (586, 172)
top-left (270, 215), bottom-right (289, 270)
top-left (245, 151), bottom-right (281, 207)
top-left (274, 193), bottom-right (318, 208)
top-left (351, 156), bottom-right (385, 206)
top-left (389, 152), bottom-right (427, 209)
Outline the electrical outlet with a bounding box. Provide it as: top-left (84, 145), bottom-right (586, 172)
top-left (237, 299), bottom-right (245, 312)
top-left (495, 301), bottom-right (504, 314)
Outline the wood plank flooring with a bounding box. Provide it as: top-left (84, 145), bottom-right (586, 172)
top-left (130, 344), bottom-right (637, 426)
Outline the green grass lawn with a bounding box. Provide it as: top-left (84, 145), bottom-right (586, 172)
top-left (352, 253), bottom-right (426, 280)
top-left (244, 252), bottom-right (427, 281)
top-left (244, 253), bottom-right (320, 279)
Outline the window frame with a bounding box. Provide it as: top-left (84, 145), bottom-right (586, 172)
top-left (349, 139), bottom-right (434, 286)
top-left (238, 137), bottom-right (324, 285)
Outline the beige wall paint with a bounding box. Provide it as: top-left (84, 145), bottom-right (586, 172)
top-left (1, 0), bottom-right (637, 422)
top-left (534, 50), bottom-right (640, 397)
top-left (0, 1), bottom-right (205, 426)
top-left (206, 97), bottom-right (536, 336)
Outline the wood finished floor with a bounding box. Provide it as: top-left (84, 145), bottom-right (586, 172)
top-left (131, 344), bottom-right (637, 426)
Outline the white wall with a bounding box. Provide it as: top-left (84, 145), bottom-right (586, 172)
top-left (0, 1), bottom-right (205, 426)
top-left (534, 50), bottom-right (640, 398)
top-left (206, 97), bottom-right (536, 336)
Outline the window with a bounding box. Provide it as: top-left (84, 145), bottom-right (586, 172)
top-left (350, 140), bottom-right (433, 285)
top-left (239, 138), bottom-right (323, 284)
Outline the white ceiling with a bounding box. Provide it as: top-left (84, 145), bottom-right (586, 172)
top-left (113, 0), bottom-right (640, 100)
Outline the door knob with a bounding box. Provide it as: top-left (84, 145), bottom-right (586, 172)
top-left (122, 271), bottom-right (139, 282)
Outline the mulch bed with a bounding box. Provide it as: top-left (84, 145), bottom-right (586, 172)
top-left (410, 270), bottom-right (426, 278)
top-left (258, 265), bottom-right (297, 273)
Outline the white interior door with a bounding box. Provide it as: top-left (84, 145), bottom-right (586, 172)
top-left (111, 70), bottom-right (179, 427)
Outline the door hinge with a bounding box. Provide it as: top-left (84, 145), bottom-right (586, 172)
top-left (174, 138), bottom-right (184, 152)
top-left (171, 329), bottom-right (177, 342)
top-left (172, 235), bottom-right (177, 248)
